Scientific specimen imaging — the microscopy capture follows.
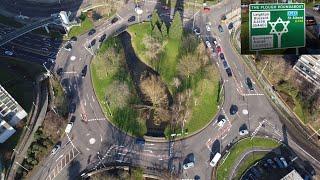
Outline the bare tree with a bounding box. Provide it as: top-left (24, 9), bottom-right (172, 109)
top-left (105, 81), bottom-right (130, 109)
top-left (178, 54), bottom-right (202, 78)
top-left (140, 74), bottom-right (171, 125)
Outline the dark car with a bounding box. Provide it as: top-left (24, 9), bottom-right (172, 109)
top-left (81, 65), bottom-right (88, 77)
top-left (219, 53), bottom-right (225, 60)
top-left (228, 22), bottom-right (234, 29)
top-left (222, 60), bottom-right (228, 69)
top-left (69, 102), bottom-right (76, 113)
top-left (111, 17), bottom-right (119, 24)
top-left (221, 14), bottom-right (226, 21)
top-left (70, 36), bottom-right (77, 42)
top-left (306, 16), bottom-right (316, 26)
top-left (246, 77), bottom-right (254, 91)
top-left (229, 104), bottom-right (238, 115)
top-left (88, 28), bottom-right (96, 36)
top-left (226, 67), bottom-right (232, 77)
top-left (64, 43), bottom-right (72, 51)
top-left (70, 115), bottom-right (76, 123)
top-left (56, 67), bottom-right (63, 76)
top-left (135, 137), bottom-right (145, 145)
top-left (99, 34), bottom-right (106, 42)
top-left (147, 14), bottom-right (152, 20)
top-left (88, 39), bottom-right (96, 48)
top-left (128, 16), bottom-right (136, 22)
top-left (218, 25), bottom-right (224, 32)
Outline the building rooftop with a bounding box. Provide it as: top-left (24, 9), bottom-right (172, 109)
top-left (281, 170), bottom-right (303, 180)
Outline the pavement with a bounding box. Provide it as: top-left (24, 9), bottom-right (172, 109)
top-left (3, 0), bottom-right (320, 180)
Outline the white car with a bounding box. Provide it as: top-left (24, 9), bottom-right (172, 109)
top-left (51, 144), bottom-right (61, 155)
top-left (205, 41), bottom-right (212, 48)
top-left (239, 129), bottom-right (249, 136)
top-left (4, 50), bottom-right (13, 56)
top-left (313, 5), bottom-right (320, 11)
top-left (280, 157), bottom-right (288, 168)
top-left (217, 119), bottom-right (227, 127)
top-left (206, 25), bottom-right (211, 32)
top-left (183, 162), bottom-right (194, 169)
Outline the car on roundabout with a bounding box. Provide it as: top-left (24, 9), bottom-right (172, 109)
top-left (239, 129), bottom-right (249, 136)
top-left (217, 118), bottom-right (227, 127)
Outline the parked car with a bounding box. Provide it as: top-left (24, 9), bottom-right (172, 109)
top-left (56, 68), bottom-right (63, 76)
top-left (81, 65), bottom-right (88, 77)
top-left (51, 142), bottom-right (61, 155)
top-left (183, 162), bottom-right (195, 170)
top-left (69, 102), bottom-right (76, 113)
top-left (70, 116), bottom-right (76, 123)
top-left (64, 43), bottom-right (72, 51)
top-left (228, 22), bottom-right (234, 29)
top-left (216, 46), bottom-right (222, 53)
top-left (226, 67), bottom-right (232, 77)
top-left (88, 39), bottom-right (96, 48)
top-left (99, 34), bottom-right (106, 42)
top-left (222, 60), bottom-right (228, 69)
top-left (246, 77), bottom-right (254, 91)
top-left (88, 28), bottom-right (96, 35)
top-left (219, 53), bottom-right (225, 60)
top-left (280, 157), bottom-right (288, 168)
top-left (217, 118), bottom-right (227, 127)
top-left (65, 122), bottom-right (74, 133)
top-left (4, 50), bottom-right (13, 56)
top-left (218, 25), bottom-right (224, 32)
top-left (111, 17), bottom-right (119, 24)
top-left (205, 41), bottom-right (212, 49)
top-left (239, 129), bottom-right (249, 136)
top-left (251, 166), bottom-right (261, 178)
top-left (128, 16), bottom-right (136, 22)
top-left (206, 24), bottom-right (211, 32)
top-left (274, 157), bottom-right (284, 168)
top-left (267, 159), bottom-right (277, 168)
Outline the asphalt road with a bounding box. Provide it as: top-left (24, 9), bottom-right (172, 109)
top-left (10, 1), bottom-right (320, 180)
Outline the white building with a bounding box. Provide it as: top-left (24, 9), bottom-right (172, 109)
top-left (293, 55), bottom-right (320, 87)
top-left (0, 84), bottom-right (27, 143)
top-left (281, 169), bottom-right (303, 180)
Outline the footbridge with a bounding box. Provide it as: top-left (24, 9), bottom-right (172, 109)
top-left (0, 11), bottom-right (73, 47)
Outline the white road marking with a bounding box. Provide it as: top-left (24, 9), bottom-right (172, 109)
top-left (144, 150), bottom-right (153, 153)
top-left (92, 95), bottom-right (95, 102)
top-left (100, 134), bottom-right (103, 142)
top-left (84, 99), bottom-right (86, 106)
top-left (63, 71), bottom-right (77, 74)
top-left (55, 155), bottom-right (63, 162)
top-left (89, 138), bottom-right (96, 145)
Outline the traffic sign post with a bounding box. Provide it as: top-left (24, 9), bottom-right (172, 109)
top-left (249, 3), bottom-right (305, 51)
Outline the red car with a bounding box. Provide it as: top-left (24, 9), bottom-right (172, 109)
top-left (216, 46), bottom-right (222, 53)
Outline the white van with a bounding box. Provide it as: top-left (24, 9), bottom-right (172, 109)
top-left (65, 122), bottom-right (74, 133)
top-left (210, 153), bottom-right (222, 167)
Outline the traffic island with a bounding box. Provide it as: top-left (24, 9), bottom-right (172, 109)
top-left (215, 137), bottom-right (280, 180)
top-left (91, 10), bottom-right (222, 139)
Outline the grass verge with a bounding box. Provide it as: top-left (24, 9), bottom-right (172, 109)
top-left (68, 13), bottom-right (93, 37)
top-left (216, 137), bottom-right (280, 180)
top-left (234, 152), bottom-right (267, 180)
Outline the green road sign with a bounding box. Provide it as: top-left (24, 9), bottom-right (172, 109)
top-left (249, 3), bottom-right (305, 51)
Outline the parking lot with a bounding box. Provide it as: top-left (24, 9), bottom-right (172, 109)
top-left (241, 145), bottom-right (316, 180)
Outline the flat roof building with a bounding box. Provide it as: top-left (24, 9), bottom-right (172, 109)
top-left (281, 170), bottom-right (303, 180)
top-left (0, 84), bottom-right (27, 143)
top-left (293, 55), bottom-right (320, 88)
